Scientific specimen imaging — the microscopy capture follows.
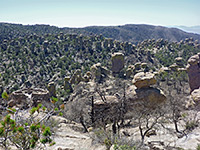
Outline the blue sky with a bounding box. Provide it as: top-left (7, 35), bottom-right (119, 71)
top-left (0, 0), bottom-right (199, 27)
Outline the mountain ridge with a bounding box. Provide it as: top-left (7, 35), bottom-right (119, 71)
top-left (1, 22), bottom-right (200, 44)
top-left (174, 25), bottom-right (200, 34)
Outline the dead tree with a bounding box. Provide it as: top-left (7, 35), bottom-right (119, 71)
top-left (94, 81), bottom-right (127, 135)
top-left (132, 100), bottom-right (166, 145)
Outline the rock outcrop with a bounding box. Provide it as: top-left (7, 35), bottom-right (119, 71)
top-left (70, 69), bottom-right (83, 84)
top-left (92, 72), bottom-right (166, 123)
top-left (90, 63), bottom-right (102, 82)
top-left (47, 82), bottom-right (56, 97)
top-left (90, 63), bottom-right (109, 82)
top-left (191, 88), bottom-right (200, 103)
top-left (9, 88), bottom-right (50, 107)
top-left (132, 72), bottom-right (156, 89)
top-left (128, 72), bottom-right (166, 108)
top-left (175, 57), bottom-right (184, 67)
top-left (127, 85), bottom-right (166, 107)
top-left (186, 53), bottom-right (200, 92)
top-left (111, 52), bottom-right (124, 73)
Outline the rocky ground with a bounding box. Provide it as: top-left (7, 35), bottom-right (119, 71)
top-left (41, 111), bottom-right (200, 150)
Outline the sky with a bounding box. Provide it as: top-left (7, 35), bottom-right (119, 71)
top-left (0, 0), bottom-right (199, 27)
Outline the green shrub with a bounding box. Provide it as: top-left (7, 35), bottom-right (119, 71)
top-left (185, 121), bottom-right (198, 131)
top-left (114, 144), bottom-right (136, 150)
top-left (196, 144), bottom-right (200, 150)
top-left (0, 100), bottom-right (64, 149)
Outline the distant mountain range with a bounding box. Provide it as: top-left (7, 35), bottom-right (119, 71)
top-left (174, 26), bottom-right (200, 35)
top-left (0, 23), bottom-right (200, 44)
top-left (77, 24), bottom-right (200, 44)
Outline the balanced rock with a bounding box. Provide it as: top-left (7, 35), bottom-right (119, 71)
top-left (111, 52), bottom-right (124, 73)
top-left (132, 72), bottom-right (156, 89)
top-left (186, 53), bottom-right (200, 92)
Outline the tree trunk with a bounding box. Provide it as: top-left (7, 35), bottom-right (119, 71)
top-left (80, 116), bottom-right (88, 133)
top-left (174, 119), bottom-right (181, 133)
top-left (91, 96), bottom-right (95, 126)
top-left (112, 121), bottom-right (117, 134)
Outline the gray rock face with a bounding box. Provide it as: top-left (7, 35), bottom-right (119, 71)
top-left (111, 52), bottom-right (124, 73)
top-left (9, 88), bottom-right (50, 107)
top-left (70, 69), bottom-right (83, 84)
top-left (47, 82), bottom-right (56, 97)
top-left (90, 63), bottom-right (102, 82)
top-left (90, 63), bottom-right (109, 82)
top-left (191, 87), bottom-right (200, 103)
top-left (45, 116), bottom-right (106, 150)
top-left (126, 85), bottom-right (166, 109)
top-left (186, 53), bottom-right (200, 92)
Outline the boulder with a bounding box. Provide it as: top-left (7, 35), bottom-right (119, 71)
top-left (186, 53), bottom-right (200, 92)
top-left (191, 88), bottom-right (200, 102)
top-left (111, 52), bottom-right (124, 73)
top-left (175, 57), bottom-right (184, 66)
top-left (90, 63), bottom-right (102, 82)
top-left (83, 71), bottom-right (92, 82)
top-left (141, 63), bottom-right (148, 69)
top-left (70, 69), bottom-right (83, 84)
top-left (132, 72), bottom-right (156, 89)
top-left (127, 86), bottom-right (166, 105)
top-left (126, 65), bottom-right (135, 76)
top-left (90, 63), bottom-right (109, 82)
top-left (169, 63), bottom-right (178, 71)
top-left (47, 82), bottom-right (56, 97)
top-left (125, 68), bottom-right (132, 78)
top-left (134, 62), bottom-right (141, 70)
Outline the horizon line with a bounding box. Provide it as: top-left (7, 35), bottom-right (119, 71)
top-left (1, 21), bottom-right (200, 28)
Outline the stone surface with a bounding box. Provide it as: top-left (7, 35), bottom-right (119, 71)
top-left (83, 71), bottom-right (92, 82)
top-left (111, 52), bottom-right (124, 73)
top-left (45, 116), bottom-right (106, 150)
top-left (175, 57), bottom-right (184, 66)
top-left (191, 87), bottom-right (200, 102)
top-left (47, 82), bottom-right (56, 97)
top-left (10, 88), bottom-right (50, 107)
top-left (169, 63), bottom-right (178, 71)
top-left (125, 68), bottom-right (132, 78)
top-left (127, 86), bottom-right (166, 107)
top-left (134, 62), bottom-right (141, 70)
top-left (70, 69), bottom-right (83, 84)
top-left (132, 72), bottom-right (156, 89)
top-left (90, 63), bottom-right (102, 82)
top-left (90, 63), bottom-right (109, 82)
top-left (186, 53), bottom-right (200, 92)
